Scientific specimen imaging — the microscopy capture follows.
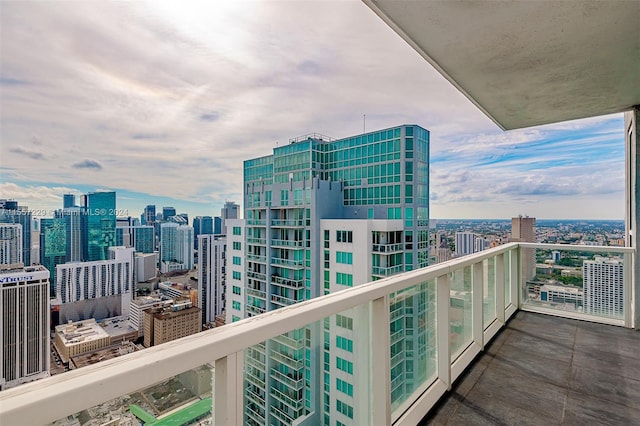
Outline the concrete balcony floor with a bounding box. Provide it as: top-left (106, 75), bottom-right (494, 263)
top-left (423, 311), bottom-right (640, 425)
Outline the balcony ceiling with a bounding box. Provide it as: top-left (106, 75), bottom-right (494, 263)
top-left (365, 1), bottom-right (640, 130)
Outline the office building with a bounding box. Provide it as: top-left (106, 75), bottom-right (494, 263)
top-left (135, 252), bottom-right (157, 283)
top-left (583, 257), bottom-right (624, 318)
top-left (193, 216), bottom-right (214, 250)
top-left (0, 265), bottom-right (50, 390)
top-left (83, 191), bottom-right (116, 261)
top-left (40, 218), bottom-right (67, 295)
top-left (238, 125), bottom-right (430, 425)
top-left (142, 205), bottom-right (156, 225)
top-left (129, 295), bottom-right (168, 337)
top-left (198, 235), bottom-right (226, 325)
top-left (143, 299), bottom-right (200, 347)
top-left (0, 200), bottom-right (32, 266)
top-left (55, 247), bottom-right (134, 323)
top-left (159, 222), bottom-right (194, 273)
top-left (60, 207), bottom-right (86, 262)
top-left (162, 207), bottom-right (176, 221)
top-left (220, 201), bottom-right (239, 234)
top-left (0, 224), bottom-right (23, 268)
top-left (455, 232), bottom-right (476, 256)
top-left (116, 225), bottom-right (154, 254)
top-left (63, 194), bottom-right (76, 209)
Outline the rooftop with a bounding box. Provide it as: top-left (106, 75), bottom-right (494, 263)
top-left (424, 311), bottom-right (640, 425)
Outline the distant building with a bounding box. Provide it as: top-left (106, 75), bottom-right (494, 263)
top-left (220, 201), bottom-right (239, 234)
top-left (455, 232), bottom-right (476, 256)
top-left (0, 223), bottom-right (23, 268)
top-left (84, 191), bottom-right (116, 261)
top-left (129, 295), bottom-right (169, 337)
top-left (142, 205), bottom-right (156, 225)
top-left (162, 207), bottom-right (176, 221)
top-left (540, 284), bottom-right (583, 309)
top-left (143, 300), bottom-right (200, 347)
top-left (213, 217), bottom-right (222, 235)
top-left (159, 222), bottom-right (194, 273)
top-left (193, 216), bottom-right (214, 250)
top-left (0, 200), bottom-right (32, 266)
top-left (197, 235), bottom-right (226, 325)
top-left (40, 218), bottom-right (67, 295)
top-left (0, 265), bottom-right (50, 390)
top-left (63, 194), bottom-right (76, 209)
top-left (53, 317), bottom-right (137, 364)
top-left (135, 252), bottom-right (157, 283)
top-left (55, 247), bottom-right (134, 324)
top-left (583, 257), bottom-right (624, 317)
top-left (117, 225), bottom-right (154, 253)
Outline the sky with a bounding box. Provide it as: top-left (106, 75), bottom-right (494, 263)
top-left (0, 1), bottom-right (625, 220)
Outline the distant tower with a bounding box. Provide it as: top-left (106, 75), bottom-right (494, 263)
top-left (63, 194), bottom-right (76, 209)
top-left (197, 235), bottom-right (226, 325)
top-left (583, 257), bottom-right (624, 318)
top-left (143, 205), bottom-right (156, 225)
top-left (0, 224), bottom-right (23, 267)
top-left (220, 201), bottom-right (239, 234)
top-left (0, 265), bottom-right (51, 390)
top-left (455, 232), bottom-right (476, 256)
top-left (162, 207), bottom-right (176, 221)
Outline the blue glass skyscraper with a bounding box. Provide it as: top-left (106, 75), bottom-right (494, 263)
top-left (84, 192), bottom-right (116, 261)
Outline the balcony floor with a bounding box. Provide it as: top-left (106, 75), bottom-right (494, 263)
top-left (422, 311), bottom-right (640, 425)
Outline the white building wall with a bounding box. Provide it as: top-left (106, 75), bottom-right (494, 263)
top-left (198, 235), bottom-right (227, 324)
top-left (225, 219), bottom-right (245, 323)
top-left (583, 257), bottom-right (624, 317)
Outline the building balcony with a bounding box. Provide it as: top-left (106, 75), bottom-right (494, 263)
top-left (247, 237), bottom-right (267, 246)
top-left (1, 243), bottom-right (637, 426)
top-left (373, 242), bottom-right (405, 253)
top-left (372, 264), bottom-right (405, 277)
top-left (270, 257), bottom-right (304, 269)
top-left (270, 219), bottom-right (305, 227)
top-left (271, 275), bottom-right (305, 289)
top-left (271, 239), bottom-right (304, 249)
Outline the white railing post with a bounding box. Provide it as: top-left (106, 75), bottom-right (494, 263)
top-left (371, 296), bottom-right (391, 425)
top-left (214, 351), bottom-right (243, 425)
top-left (472, 262), bottom-right (484, 349)
top-left (510, 247), bottom-right (519, 309)
top-left (496, 253), bottom-right (505, 324)
top-left (436, 273), bottom-right (451, 390)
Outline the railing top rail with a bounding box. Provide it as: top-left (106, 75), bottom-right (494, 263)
top-left (0, 241), bottom-right (593, 425)
top-left (519, 242), bottom-right (634, 254)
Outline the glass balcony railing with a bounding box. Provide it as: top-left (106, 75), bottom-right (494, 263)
top-left (0, 243), bottom-right (635, 426)
top-left (271, 239), bottom-right (304, 248)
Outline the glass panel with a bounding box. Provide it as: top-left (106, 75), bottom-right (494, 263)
top-left (389, 280), bottom-right (437, 413)
top-left (483, 257), bottom-right (497, 328)
top-left (450, 266), bottom-right (473, 361)
top-left (505, 250), bottom-right (512, 308)
top-left (523, 247), bottom-right (627, 321)
top-left (49, 365), bottom-right (214, 425)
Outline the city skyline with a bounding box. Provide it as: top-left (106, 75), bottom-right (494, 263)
top-left (0, 1), bottom-right (625, 220)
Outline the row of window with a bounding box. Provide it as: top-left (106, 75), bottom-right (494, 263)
top-left (336, 251), bottom-right (353, 265)
top-left (336, 272), bottom-right (353, 287)
top-left (336, 336), bottom-right (353, 352)
top-left (335, 314), bottom-right (353, 330)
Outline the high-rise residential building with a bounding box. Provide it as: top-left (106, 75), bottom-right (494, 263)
top-left (142, 205), bottom-right (156, 225)
top-left (237, 125), bottom-right (430, 425)
top-left (0, 224), bottom-right (23, 268)
top-left (583, 257), bottom-right (624, 317)
top-left (193, 216), bottom-right (214, 250)
top-left (55, 247), bottom-right (134, 324)
top-left (116, 225), bottom-right (154, 254)
top-left (159, 222), bottom-right (194, 273)
top-left (0, 200), bottom-right (32, 266)
top-left (455, 232), bottom-right (476, 256)
top-left (162, 207), bottom-right (176, 221)
top-left (0, 265), bottom-right (50, 390)
top-left (84, 191), bottom-right (116, 261)
top-left (197, 235), bottom-right (226, 325)
top-left (40, 218), bottom-right (67, 296)
top-left (512, 215), bottom-right (536, 281)
top-left (220, 201), bottom-right (239, 234)
top-left (142, 299), bottom-right (200, 347)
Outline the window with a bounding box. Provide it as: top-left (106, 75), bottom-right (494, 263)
top-left (336, 400), bottom-right (354, 419)
top-left (232, 271), bottom-right (241, 280)
top-left (232, 256), bottom-right (241, 265)
top-left (336, 272), bottom-right (353, 287)
top-left (336, 357), bottom-right (353, 374)
top-left (336, 251), bottom-right (353, 265)
top-left (336, 230), bottom-right (353, 243)
top-left (232, 285), bottom-right (241, 295)
top-left (232, 241), bottom-right (241, 250)
top-left (232, 301), bottom-right (241, 310)
top-left (336, 378), bottom-right (354, 397)
top-left (336, 336), bottom-right (353, 352)
top-left (232, 315), bottom-right (240, 322)
top-left (335, 314), bottom-right (353, 330)
top-left (232, 226), bottom-right (241, 235)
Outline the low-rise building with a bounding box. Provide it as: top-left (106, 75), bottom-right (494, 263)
top-left (143, 300), bottom-right (200, 347)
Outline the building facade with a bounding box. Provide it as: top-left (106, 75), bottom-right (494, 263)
top-left (0, 265), bottom-right (50, 390)
top-left (238, 125), bottom-right (430, 425)
top-left (455, 232), bottom-right (476, 256)
top-left (159, 223), bottom-right (194, 273)
top-left (193, 216), bottom-right (214, 250)
top-left (221, 201), bottom-right (239, 234)
top-left (0, 224), bottom-right (23, 268)
top-left (197, 235), bottom-right (226, 325)
top-left (583, 257), bottom-right (624, 317)
top-left (142, 300), bottom-right (200, 347)
top-left (85, 191), bottom-right (116, 262)
top-left (0, 200), bottom-right (32, 266)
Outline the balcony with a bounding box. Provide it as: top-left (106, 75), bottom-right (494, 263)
top-left (1, 243), bottom-right (637, 425)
